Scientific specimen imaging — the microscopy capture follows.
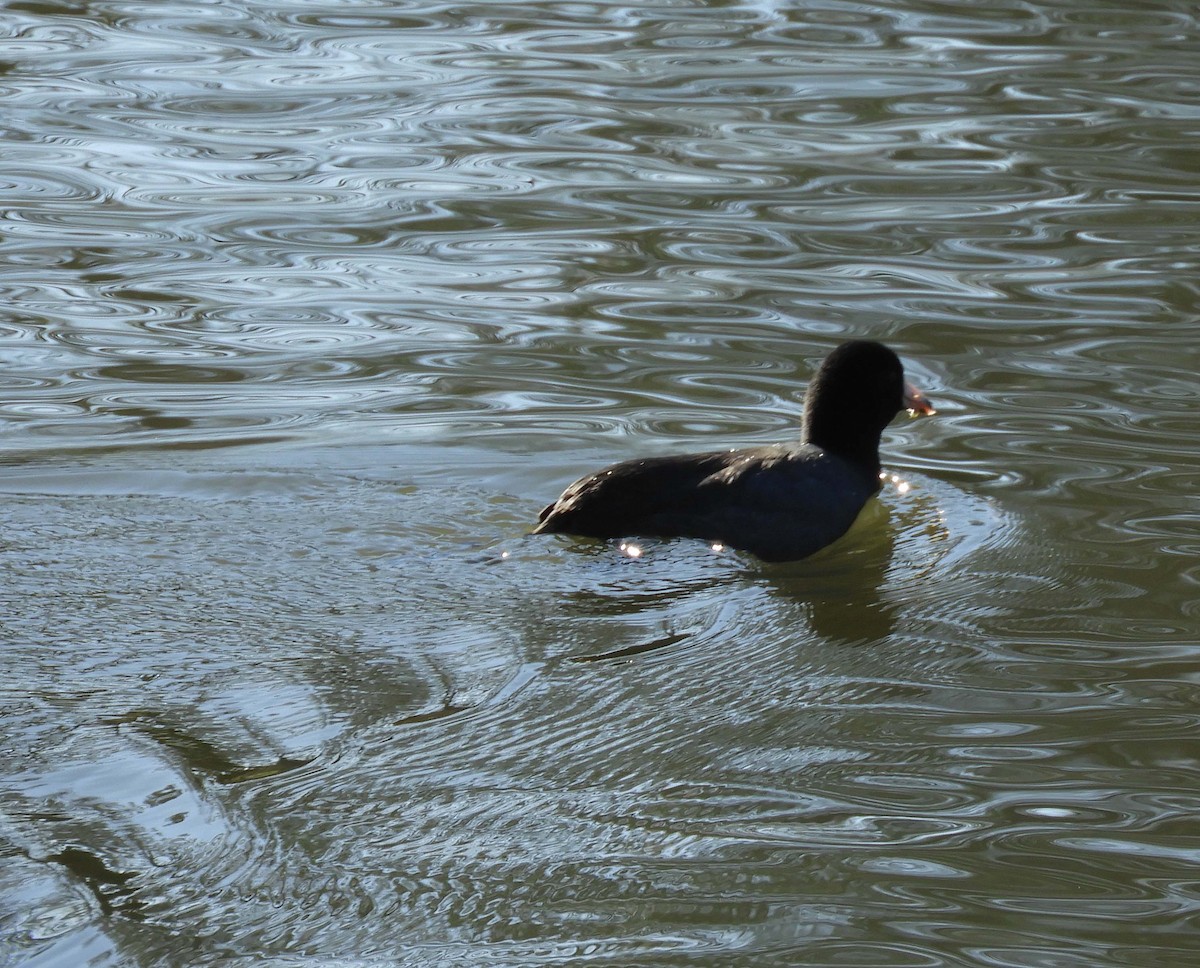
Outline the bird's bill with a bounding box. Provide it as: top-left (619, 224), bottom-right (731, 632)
top-left (903, 383), bottom-right (936, 416)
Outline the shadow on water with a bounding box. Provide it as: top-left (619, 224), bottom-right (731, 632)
top-left (546, 500), bottom-right (901, 656)
top-left (759, 500), bottom-right (900, 644)
top-left (529, 473), bottom-right (973, 659)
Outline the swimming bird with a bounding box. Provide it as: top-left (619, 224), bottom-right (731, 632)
top-left (532, 340), bottom-right (934, 562)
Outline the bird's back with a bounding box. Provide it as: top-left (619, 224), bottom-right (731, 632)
top-left (534, 443), bottom-right (878, 561)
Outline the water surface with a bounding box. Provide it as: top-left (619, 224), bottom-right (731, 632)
top-left (3, 1), bottom-right (1200, 965)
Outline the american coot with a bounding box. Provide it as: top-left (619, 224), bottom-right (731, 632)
top-left (532, 340), bottom-right (935, 562)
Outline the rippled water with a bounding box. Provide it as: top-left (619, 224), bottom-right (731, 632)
top-left (4, 1), bottom-right (1200, 965)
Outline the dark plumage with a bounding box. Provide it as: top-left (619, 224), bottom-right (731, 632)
top-left (532, 340), bottom-right (934, 562)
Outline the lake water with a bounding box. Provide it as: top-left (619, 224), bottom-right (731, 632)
top-left (3, 1), bottom-right (1199, 965)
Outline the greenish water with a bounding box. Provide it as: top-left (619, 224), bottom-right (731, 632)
top-left (3, 1), bottom-right (1199, 965)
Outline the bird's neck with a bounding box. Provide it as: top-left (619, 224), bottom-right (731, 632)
top-left (804, 411), bottom-right (883, 485)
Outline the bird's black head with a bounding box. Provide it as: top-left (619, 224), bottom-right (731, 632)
top-left (801, 340), bottom-right (920, 480)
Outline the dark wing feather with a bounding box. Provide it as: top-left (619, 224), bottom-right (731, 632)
top-left (534, 450), bottom-right (737, 535)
